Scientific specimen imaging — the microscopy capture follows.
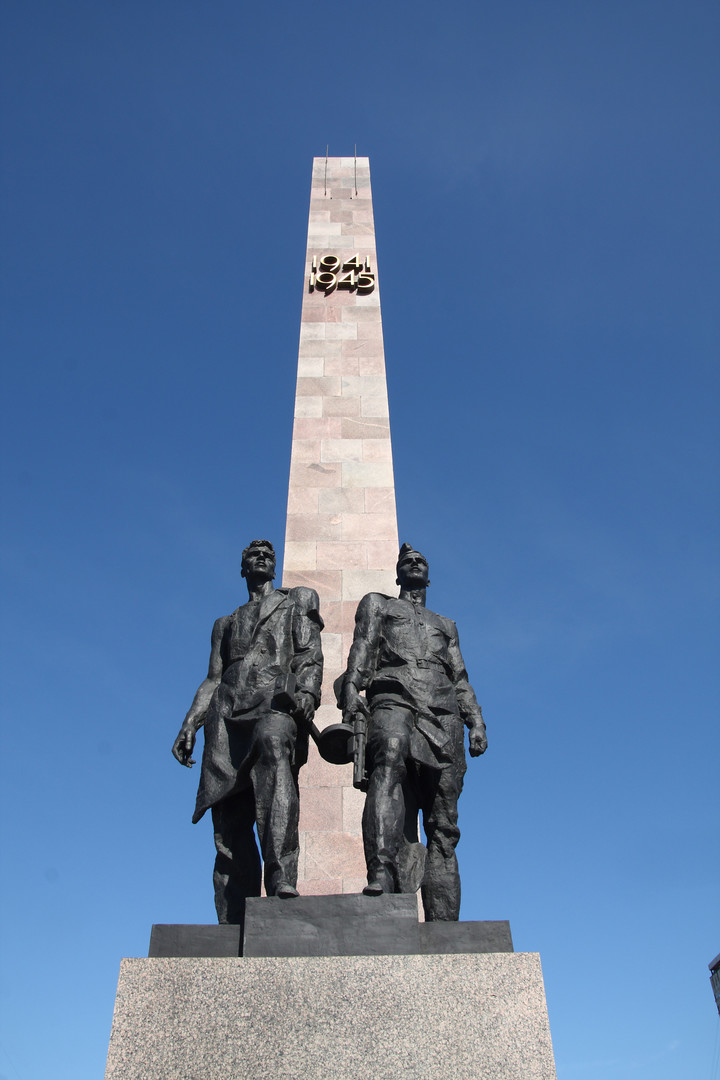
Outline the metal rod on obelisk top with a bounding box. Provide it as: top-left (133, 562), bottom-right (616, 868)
top-left (282, 156), bottom-right (399, 896)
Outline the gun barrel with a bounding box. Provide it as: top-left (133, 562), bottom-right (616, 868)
top-left (352, 716), bottom-right (368, 791)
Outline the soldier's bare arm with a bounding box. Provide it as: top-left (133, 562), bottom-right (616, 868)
top-left (447, 626), bottom-right (487, 757)
top-left (171, 616), bottom-right (227, 767)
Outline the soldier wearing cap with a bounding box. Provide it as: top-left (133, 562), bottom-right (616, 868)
top-left (172, 540), bottom-right (323, 921)
top-left (338, 543), bottom-right (487, 920)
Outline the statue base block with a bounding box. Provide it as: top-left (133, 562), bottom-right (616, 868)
top-left (148, 895), bottom-right (514, 957)
top-left (105, 951), bottom-right (556, 1079)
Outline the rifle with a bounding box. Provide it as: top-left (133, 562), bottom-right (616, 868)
top-left (351, 703), bottom-right (369, 792)
top-left (331, 674), bottom-right (370, 790)
top-left (275, 673), bottom-right (370, 789)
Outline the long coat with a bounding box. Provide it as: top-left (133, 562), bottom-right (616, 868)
top-left (192, 586), bottom-right (323, 822)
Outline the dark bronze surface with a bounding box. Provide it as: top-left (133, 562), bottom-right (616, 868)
top-left (338, 543), bottom-right (487, 921)
top-left (148, 899), bottom-right (513, 958)
top-left (172, 540), bottom-right (323, 920)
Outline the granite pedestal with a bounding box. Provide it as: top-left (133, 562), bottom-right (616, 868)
top-left (105, 951), bottom-right (555, 1080)
top-left (107, 897), bottom-right (555, 1079)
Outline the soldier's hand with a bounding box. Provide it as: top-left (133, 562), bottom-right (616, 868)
top-left (172, 726), bottom-right (197, 767)
top-left (342, 687), bottom-right (369, 724)
top-left (294, 691), bottom-right (316, 724)
top-left (468, 725), bottom-right (487, 757)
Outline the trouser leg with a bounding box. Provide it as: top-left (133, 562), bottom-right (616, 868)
top-left (211, 788), bottom-right (261, 923)
top-left (250, 711), bottom-right (300, 896)
top-left (419, 764), bottom-right (462, 920)
top-left (363, 704), bottom-right (413, 892)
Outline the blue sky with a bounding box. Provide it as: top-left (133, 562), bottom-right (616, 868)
top-left (1, 2), bottom-right (718, 1078)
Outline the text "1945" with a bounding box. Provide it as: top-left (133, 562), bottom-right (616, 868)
top-left (309, 254), bottom-right (375, 294)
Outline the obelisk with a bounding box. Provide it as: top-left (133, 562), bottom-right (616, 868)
top-left (282, 156), bottom-right (398, 895)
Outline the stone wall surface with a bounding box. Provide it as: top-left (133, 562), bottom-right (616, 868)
top-left (105, 953), bottom-right (557, 1080)
top-left (283, 157), bottom-right (398, 896)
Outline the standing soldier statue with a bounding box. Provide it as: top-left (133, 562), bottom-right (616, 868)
top-left (172, 540), bottom-right (323, 921)
top-left (337, 543), bottom-right (487, 921)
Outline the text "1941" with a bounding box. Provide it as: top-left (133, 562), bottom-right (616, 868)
top-left (309, 254), bottom-right (375, 294)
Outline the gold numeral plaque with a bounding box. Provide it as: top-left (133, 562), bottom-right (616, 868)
top-left (309, 253), bottom-right (374, 294)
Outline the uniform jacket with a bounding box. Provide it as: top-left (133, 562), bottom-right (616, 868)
top-left (192, 586), bottom-right (323, 822)
top-left (340, 592), bottom-right (483, 773)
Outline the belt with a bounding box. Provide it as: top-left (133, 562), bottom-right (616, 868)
top-left (415, 657), bottom-right (445, 669)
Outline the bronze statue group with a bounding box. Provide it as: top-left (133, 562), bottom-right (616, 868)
top-left (172, 540), bottom-right (487, 923)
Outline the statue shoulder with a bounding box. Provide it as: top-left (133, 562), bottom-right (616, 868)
top-left (356, 591), bottom-right (393, 616)
top-left (287, 585), bottom-right (321, 611)
top-left (210, 612), bottom-right (233, 645)
top-left (432, 610), bottom-right (457, 635)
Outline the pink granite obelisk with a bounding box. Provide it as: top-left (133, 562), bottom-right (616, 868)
top-left (282, 156), bottom-right (398, 895)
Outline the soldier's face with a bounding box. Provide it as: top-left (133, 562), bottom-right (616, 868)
top-left (397, 553), bottom-right (429, 589)
top-left (242, 546), bottom-right (276, 580)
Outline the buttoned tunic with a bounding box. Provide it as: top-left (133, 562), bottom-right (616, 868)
top-left (341, 592), bottom-right (483, 774)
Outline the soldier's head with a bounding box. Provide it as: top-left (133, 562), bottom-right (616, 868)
top-left (396, 543), bottom-right (430, 589)
top-left (241, 539), bottom-right (276, 582)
